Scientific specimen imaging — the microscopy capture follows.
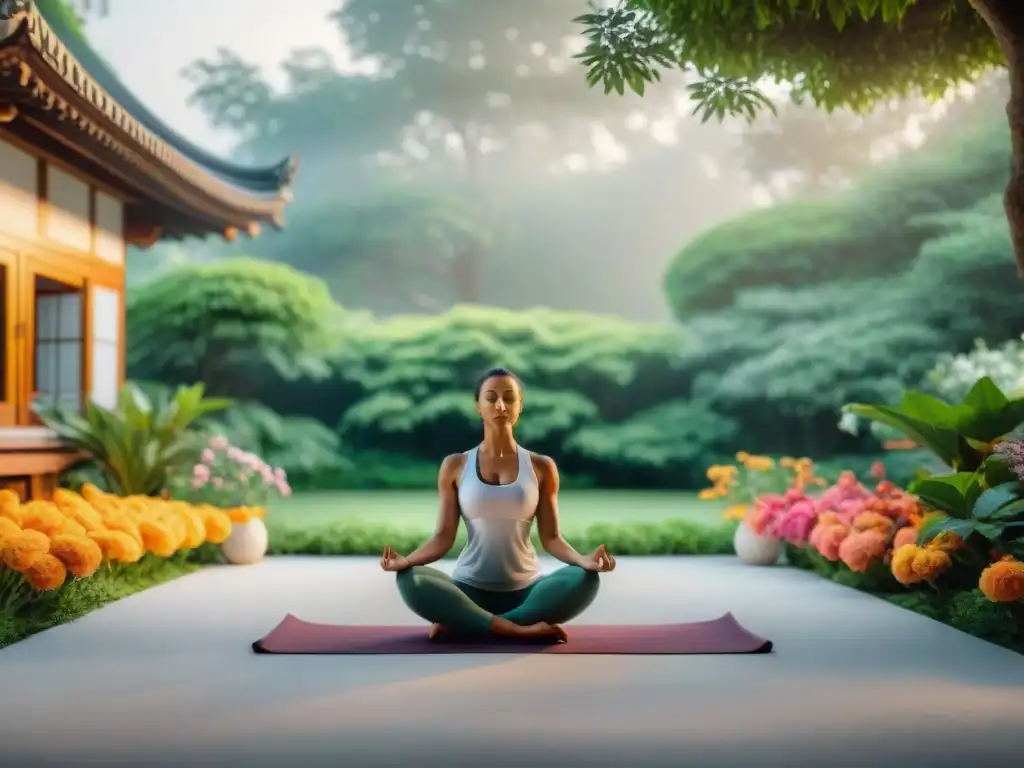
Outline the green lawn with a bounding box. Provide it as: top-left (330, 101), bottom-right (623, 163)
top-left (267, 489), bottom-right (724, 535)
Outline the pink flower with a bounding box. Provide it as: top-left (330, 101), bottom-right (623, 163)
top-left (774, 500), bottom-right (818, 545)
top-left (190, 476), bottom-right (207, 489)
top-left (209, 435), bottom-right (229, 451)
top-left (201, 449), bottom-right (215, 465)
top-left (274, 467), bottom-right (287, 480)
top-left (227, 447), bottom-right (243, 461)
top-left (277, 480), bottom-right (292, 497)
top-left (192, 464), bottom-right (210, 481)
top-left (212, 477), bottom-right (224, 489)
top-left (870, 461), bottom-right (886, 480)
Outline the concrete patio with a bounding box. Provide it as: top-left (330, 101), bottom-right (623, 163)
top-left (2, 555), bottom-right (1023, 767)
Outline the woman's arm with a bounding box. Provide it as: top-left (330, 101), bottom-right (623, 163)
top-left (401, 453), bottom-right (464, 568)
top-left (533, 454), bottom-right (588, 567)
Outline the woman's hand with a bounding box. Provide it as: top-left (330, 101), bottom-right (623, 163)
top-left (579, 544), bottom-right (616, 573)
top-left (380, 545), bottom-right (411, 572)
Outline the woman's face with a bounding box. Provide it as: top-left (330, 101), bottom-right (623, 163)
top-left (477, 375), bottom-right (522, 427)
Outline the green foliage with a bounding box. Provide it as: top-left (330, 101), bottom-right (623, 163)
top-left (664, 116), bottom-right (1011, 317)
top-left (126, 258), bottom-right (339, 397)
top-left (845, 377), bottom-right (1024, 471)
top-left (576, 1), bottom-right (1002, 118)
top-left (564, 400), bottom-right (738, 486)
top-left (198, 400), bottom-right (351, 490)
top-left (33, 382), bottom-right (230, 496)
top-left (0, 554), bottom-right (197, 650)
top-left (947, 590), bottom-right (1021, 649)
top-left (268, 517), bottom-right (736, 557)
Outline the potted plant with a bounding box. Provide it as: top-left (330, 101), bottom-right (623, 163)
top-left (168, 436), bottom-right (291, 565)
top-left (700, 453), bottom-right (823, 565)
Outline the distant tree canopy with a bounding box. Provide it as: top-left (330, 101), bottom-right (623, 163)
top-left (665, 114), bottom-right (1012, 315)
top-left (575, 1), bottom-right (1024, 276)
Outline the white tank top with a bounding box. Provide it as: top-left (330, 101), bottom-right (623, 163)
top-left (450, 445), bottom-right (541, 592)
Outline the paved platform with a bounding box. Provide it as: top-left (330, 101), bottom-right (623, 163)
top-left (2, 556), bottom-right (1023, 767)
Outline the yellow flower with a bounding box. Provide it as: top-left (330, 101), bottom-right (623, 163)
top-left (698, 488), bottom-right (721, 501)
top-left (226, 507), bottom-right (254, 524)
top-left (201, 506), bottom-right (233, 544)
top-left (926, 531), bottom-right (964, 553)
top-left (722, 504), bottom-right (748, 521)
top-left (49, 534), bottom-right (104, 579)
top-left (18, 501), bottom-right (70, 537)
top-left (0, 515), bottom-right (21, 543)
top-left (21, 552), bottom-right (67, 591)
top-left (174, 503), bottom-right (208, 549)
top-left (742, 455), bottom-right (774, 472)
top-left (705, 465), bottom-right (737, 482)
top-left (890, 544), bottom-right (951, 586)
top-left (138, 520), bottom-right (177, 558)
top-left (1, 529), bottom-right (50, 571)
top-left (53, 489), bottom-right (105, 533)
top-left (88, 530), bottom-right (143, 563)
top-left (734, 451), bottom-right (750, 463)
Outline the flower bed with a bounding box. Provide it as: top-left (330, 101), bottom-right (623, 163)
top-left (0, 484), bottom-right (258, 648)
top-left (702, 375), bottom-right (1024, 654)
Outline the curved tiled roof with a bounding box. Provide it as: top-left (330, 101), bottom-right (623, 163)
top-left (0, 0), bottom-right (296, 235)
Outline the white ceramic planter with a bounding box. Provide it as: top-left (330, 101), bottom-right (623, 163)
top-left (733, 520), bottom-right (782, 566)
top-left (220, 517), bottom-right (269, 565)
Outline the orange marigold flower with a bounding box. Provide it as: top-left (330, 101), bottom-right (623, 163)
top-left (173, 504), bottom-right (207, 549)
top-left (698, 488), bottom-right (720, 500)
top-left (979, 557), bottom-right (1024, 603)
top-left (49, 534), bottom-right (104, 578)
top-left (911, 548), bottom-right (951, 580)
top-left (88, 530), bottom-right (143, 563)
top-left (138, 520), bottom-right (177, 558)
top-left (853, 511), bottom-right (895, 537)
top-left (53, 489), bottom-right (105, 532)
top-left (22, 552), bottom-right (67, 591)
top-left (926, 531), bottom-right (965, 553)
top-left (201, 506), bottom-right (233, 544)
top-left (1, 529), bottom-right (50, 571)
top-left (0, 516), bottom-right (21, 542)
top-left (18, 501), bottom-right (69, 537)
top-left (838, 530), bottom-right (888, 573)
top-left (891, 545), bottom-right (923, 585)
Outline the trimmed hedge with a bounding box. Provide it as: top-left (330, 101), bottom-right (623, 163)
top-left (267, 519), bottom-right (738, 557)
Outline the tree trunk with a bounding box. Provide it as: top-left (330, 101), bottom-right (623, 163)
top-left (971, 0), bottom-right (1024, 276)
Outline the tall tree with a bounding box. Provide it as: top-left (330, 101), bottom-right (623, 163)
top-left (182, 0), bottom-right (689, 303)
top-left (574, 0), bottom-right (1024, 275)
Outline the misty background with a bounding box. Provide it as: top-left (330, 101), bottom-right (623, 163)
top-left (63, 0), bottom-right (1021, 491)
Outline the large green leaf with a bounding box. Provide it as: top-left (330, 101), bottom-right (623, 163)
top-left (956, 378), bottom-right (1024, 442)
top-left (898, 391), bottom-right (964, 429)
top-left (913, 472), bottom-right (981, 519)
top-left (972, 482), bottom-right (1024, 520)
top-left (917, 515), bottom-right (975, 543)
top-left (842, 403), bottom-right (961, 466)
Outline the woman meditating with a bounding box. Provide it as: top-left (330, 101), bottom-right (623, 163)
top-left (380, 367), bottom-right (616, 642)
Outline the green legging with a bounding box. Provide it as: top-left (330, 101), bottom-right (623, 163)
top-left (396, 565), bottom-right (600, 635)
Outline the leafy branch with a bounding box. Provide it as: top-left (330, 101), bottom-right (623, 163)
top-left (573, 1), bottom-right (776, 123)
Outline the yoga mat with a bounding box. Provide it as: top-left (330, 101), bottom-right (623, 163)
top-left (252, 612), bottom-right (773, 655)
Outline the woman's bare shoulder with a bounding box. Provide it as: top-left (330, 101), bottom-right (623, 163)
top-left (440, 452), bottom-right (469, 479)
top-left (529, 451), bottom-right (558, 477)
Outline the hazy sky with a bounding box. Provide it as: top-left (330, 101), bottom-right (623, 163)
top-left (87, 0), bottom-right (347, 155)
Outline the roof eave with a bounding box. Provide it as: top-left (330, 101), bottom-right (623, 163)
top-left (0, 3), bottom-right (297, 238)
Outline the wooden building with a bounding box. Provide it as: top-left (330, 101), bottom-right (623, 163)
top-left (0, 1), bottom-right (296, 499)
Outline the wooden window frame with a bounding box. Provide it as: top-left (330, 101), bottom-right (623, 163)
top-left (0, 145), bottom-right (127, 428)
